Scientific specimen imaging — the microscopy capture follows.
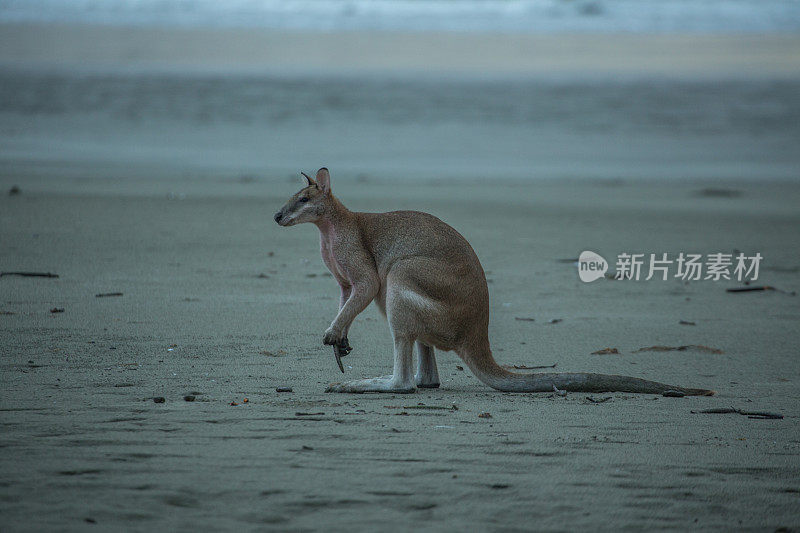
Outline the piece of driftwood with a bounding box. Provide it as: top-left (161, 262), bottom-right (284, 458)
top-left (586, 396), bottom-right (612, 403)
top-left (95, 292), bottom-right (123, 298)
top-left (1, 272), bottom-right (59, 278)
top-left (726, 285), bottom-right (796, 296)
top-left (691, 408), bottom-right (783, 420)
top-left (591, 348), bottom-right (619, 355)
top-left (502, 363), bottom-right (557, 370)
top-left (727, 286), bottom-right (774, 293)
top-left (401, 405), bottom-right (458, 411)
top-left (633, 345), bottom-right (723, 354)
top-left (514, 317), bottom-right (536, 322)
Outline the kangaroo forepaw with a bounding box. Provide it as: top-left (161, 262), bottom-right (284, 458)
top-left (337, 336), bottom-right (352, 356)
top-left (323, 327), bottom-right (342, 347)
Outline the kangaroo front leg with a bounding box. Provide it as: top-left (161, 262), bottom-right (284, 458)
top-left (337, 284), bottom-right (353, 355)
top-left (415, 342), bottom-right (440, 389)
top-left (326, 336), bottom-right (415, 393)
top-left (323, 276), bottom-right (377, 348)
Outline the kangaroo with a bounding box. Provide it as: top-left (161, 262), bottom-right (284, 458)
top-left (274, 168), bottom-right (715, 396)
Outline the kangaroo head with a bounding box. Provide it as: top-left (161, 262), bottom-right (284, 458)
top-left (274, 167), bottom-right (333, 226)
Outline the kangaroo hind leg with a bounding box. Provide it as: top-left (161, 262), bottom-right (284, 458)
top-left (326, 267), bottom-right (422, 394)
top-left (415, 342), bottom-right (440, 388)
top-left (325, 334), bottom-right (416, 394)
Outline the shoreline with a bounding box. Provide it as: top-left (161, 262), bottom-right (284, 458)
top-left (2, 23), bottom-right (800, 79)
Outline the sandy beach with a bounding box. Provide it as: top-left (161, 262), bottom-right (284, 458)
top-left (1, 173), bottom-right (799, 530)
top-left (1, 19), bottom-right (799, 532)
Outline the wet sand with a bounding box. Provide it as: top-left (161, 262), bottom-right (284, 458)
top-left (1, 174), bottom-right (799, 530)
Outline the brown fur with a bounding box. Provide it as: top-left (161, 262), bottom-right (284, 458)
top-left (275, 168), bottom-right (715, 396)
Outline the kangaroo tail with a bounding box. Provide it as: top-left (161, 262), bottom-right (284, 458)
top-left (461, 346), bottom-right (715, 396)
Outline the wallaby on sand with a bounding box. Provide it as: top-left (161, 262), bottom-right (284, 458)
top-left (274, 168), bottom-right (715, 396)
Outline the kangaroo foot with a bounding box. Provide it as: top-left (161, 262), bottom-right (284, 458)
top-left (326, 376), bottom-right (416, 394)
top-left (415, 373), bottom-right (440, 388)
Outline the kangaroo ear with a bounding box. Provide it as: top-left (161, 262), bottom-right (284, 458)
top-left (316, 167), bottom-right (331, 195)
top-left (301, 171), bottom-right (316, 188)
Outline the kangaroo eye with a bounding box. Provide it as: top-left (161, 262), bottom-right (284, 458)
top-left (299, 197), bottom-right (309, 203)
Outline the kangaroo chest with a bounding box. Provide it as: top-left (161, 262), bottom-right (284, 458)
top-left (319, 231), bottom-right (349, 285)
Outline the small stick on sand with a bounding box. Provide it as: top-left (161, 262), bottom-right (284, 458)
top-left (633, 345), bottom-right (723, 354)
top-left (726, 285), bottom-right (796, 295)
top-left (333, 345), bottom-right (345, 373)
top-left (503, 363), bottom-right (558, 370)
top-left (1, 272), bottom-right (59, 278)
top-left (726, 286), bottom-right (774, 293)
top-left (586, 396), bottom-right (612, 403)
top-left (692, 407), bottom-right (783, 419)
top-left (95, 292), bottom-right (123, 298)
top-left (401, 405), bottom-right (458, 411)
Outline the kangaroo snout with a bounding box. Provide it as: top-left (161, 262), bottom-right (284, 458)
top-left (274, 211), bottom-right (284, 225)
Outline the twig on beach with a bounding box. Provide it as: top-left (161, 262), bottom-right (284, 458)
top-left (1, 272), bottom-right (59, 278)
top-left (586, 396), bottom-right (612, 403)
top-left (333, 345), bottom-right (345, 373)
top-left (591, 348), bottom-right (619, 355)
top-left (726, 285), bottom-right (796, 296)
top-left (514, 317), bottom-right (536, 322)
top-left (503, 363), bottom-right (557, 370)
top-left (401, 404), bottom-right (458, 411)
top-left (691, 407), bottom-right (783, 420)
top-left (727, 285), bottom-right (774, 293)
top-left (633, 345), bottom-right (723, 354)
top-left (678, 320), bottom-right (696, 326)
top-left (95, 292), bottom-right (123, 298)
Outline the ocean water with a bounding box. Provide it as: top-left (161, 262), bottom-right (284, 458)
top-left (2, 70), bottom-right (798, 181)
top-left (1, 0), bottom-right (799, 34)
